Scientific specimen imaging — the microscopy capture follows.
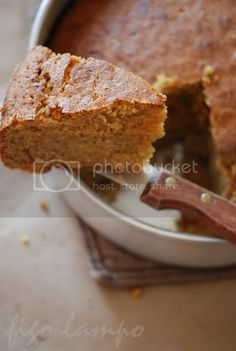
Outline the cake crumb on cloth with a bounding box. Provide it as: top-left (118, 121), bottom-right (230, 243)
top-left (19, 234), bottom-right (30, 245)
top-left (39, 199), bottom-right (49, 213)
top-left (131, 287), bottom-right (143, 298)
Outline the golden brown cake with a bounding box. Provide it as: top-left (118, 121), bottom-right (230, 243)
top-left (48, 0), bottom-right (236, 202)
top-left (0, 46), bottom-right (166, 172)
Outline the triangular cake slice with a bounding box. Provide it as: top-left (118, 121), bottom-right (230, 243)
top-left (0, 46), bottom-right (166, 172)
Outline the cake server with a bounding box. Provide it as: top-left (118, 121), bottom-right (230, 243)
top-left (102, 165), bottom-right (236, 244)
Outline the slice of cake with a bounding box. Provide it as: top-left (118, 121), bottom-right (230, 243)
top-left (0, 46), bottom-right (167, 172)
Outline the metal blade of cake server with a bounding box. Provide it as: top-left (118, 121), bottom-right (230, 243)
top-left (99, 165), bottom-right (163, 193)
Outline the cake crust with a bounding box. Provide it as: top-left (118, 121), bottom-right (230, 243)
top-left (1, 46), bottom-right (166, 128)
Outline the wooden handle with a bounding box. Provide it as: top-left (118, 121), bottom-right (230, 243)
top-left (140, 171), bottom-right (236, 244)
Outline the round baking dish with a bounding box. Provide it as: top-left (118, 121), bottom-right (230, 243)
top-left (29, 0), bottom-right (236, 268)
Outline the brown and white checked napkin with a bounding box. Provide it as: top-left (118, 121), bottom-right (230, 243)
top-left (79, 221), bottom-right (236, 288)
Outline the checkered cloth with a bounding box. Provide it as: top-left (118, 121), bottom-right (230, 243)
top-left (80, 221), bottom-right (236, 288)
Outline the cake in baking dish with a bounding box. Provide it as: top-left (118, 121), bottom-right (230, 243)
top-left (48, 0), bottom-right (236, 203)
top-left (0, 46), bottom-right (167, 172)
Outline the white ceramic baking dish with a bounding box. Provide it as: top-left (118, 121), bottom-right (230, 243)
top-left (29, 0), bottom-right (236, 268)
